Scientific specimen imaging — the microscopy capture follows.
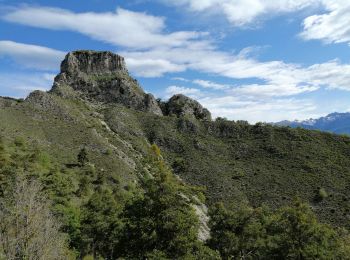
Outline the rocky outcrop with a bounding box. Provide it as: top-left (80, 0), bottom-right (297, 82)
top-left (45, 50), bottom-right (213, 119)
top-left (165, 94), bottom-right (211, 121)
top-left (51, 50), bottom-right (162, 115)
top-left (60, 50), bottom-right (127, 75)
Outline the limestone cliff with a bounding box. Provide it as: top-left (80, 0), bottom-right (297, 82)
top-left (51, 50), bottom-right (163, 115)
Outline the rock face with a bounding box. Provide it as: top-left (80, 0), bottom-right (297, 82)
top-left (51, 50), bottom-right (163, 115)
top-left (60, 50), bottom-right (128, 75)
top-left (166, 94), bottom-right (211, 121)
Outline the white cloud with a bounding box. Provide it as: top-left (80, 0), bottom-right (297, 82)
top-left (0, 40), bottom-right (65, 70)
top-left (3, 6), bottom-right (205, 50)
top-left (193, 79), bottom-right (230, 90)
top-left (304, 60), bottom-right (350, 90)
top-left (126, 57), bottom-right (185, 77)
top-left (165, 85), bottom-right (202, 99)
top-left (300, 1), bottom-right (350, 45)
top-left (0, 72), bottom-right (55, 97)
top-left (162, 0), bottom-right (350, 47)
top-left (124, 47), bottom-right (350, 93)
top-left (171, 77), bottom-right (190, 82)
top-left (197, 95), bottom-right (319, 123)
top-left (162, 0), bottom-right (320, 26)
top-left (231, 83), bottom-right (318, 97)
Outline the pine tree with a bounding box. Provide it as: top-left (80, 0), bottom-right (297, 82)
top-left (118, 144), bottom-right (217, 259)
top-left (81, 187), bottom-right (123, 259)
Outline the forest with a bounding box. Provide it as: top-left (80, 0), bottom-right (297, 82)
top-left (0, 137), bottom-right (349, 259)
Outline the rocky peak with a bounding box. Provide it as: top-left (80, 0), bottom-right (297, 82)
top-left (44, 50), bottom-right (213, 120)
top-left (51, 50), bottom-right (162, 116)
top-left (166, 94), bottom-right (211, 121)
top-left (61, 50), bottom-right (127, 75)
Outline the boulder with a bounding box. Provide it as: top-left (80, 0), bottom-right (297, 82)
top-left (166, 94), bottom-right (211, 121)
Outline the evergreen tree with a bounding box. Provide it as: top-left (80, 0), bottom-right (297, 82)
top-left (118, 144), bottom-right (217, 259)
top-left (77, 147), bottom-right (88, 166)
top-left (81, 187), bottom-right (123, 259)
top-left (266, 200), bottom-right (350, 259)
top-left (208, 203), bottom-right (269, 259)
top-left (208, 199), bottom-right (350, 260)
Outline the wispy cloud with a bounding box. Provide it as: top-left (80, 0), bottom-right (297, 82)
top-left (193, 79), bottom-right (230, 90)
top-left (231, 83), bottom-right (318, 98)
top-left (300, 1), bottom-right (350, 45)
top-left (124, 46), bottom-right (350, 94)
top-left (161, 0), bottom-right (321, 27)
top-left (0, 72), bottom-right (55, 97)
top-left (126, 57), bottom-right (185, 77)
top-left (0, 40), bottom-right (65, 70)
top-left (3, 6), bottom-right (206, 50)
top-left (199, 96), bottom-right (319, 123)
top-left (0, 41), bottom-right (62, 97)
top-left (163, 0), bottom-right (350, 47)
top-left (171, 77), bottom-right (190, 82)
top-left (165, 85), bottom-right (202, 99)
top-left (171, 78), bottom-right (230, 90)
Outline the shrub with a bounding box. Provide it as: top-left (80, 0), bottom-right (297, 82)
top-left (319, 188), bottom-right (328, 200)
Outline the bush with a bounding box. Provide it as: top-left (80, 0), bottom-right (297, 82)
top-left (77, 147), bottom-right (89, 166)
top-left (319, 188), bottom-right (328, 200)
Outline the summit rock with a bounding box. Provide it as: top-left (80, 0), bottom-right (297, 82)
top-left (60, 50), bottom-right (128, 75)
top-left (51, 50), bottom-right (163, 115)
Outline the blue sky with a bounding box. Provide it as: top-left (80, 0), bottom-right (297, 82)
top-left (1, 0), bottom-right (350, 122)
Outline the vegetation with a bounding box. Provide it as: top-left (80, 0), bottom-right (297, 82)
top-left (118, 144), bottom-right (218, 259)
top-left (0, 138), bottom-right (349, 259)
top-left (3, 50), bottom-right (350, 258)
top-left (208, 200), bottom-right (350, 259)
top-left (78, 146), bottom-right (89, 166)
top-left (0, 177), bottom-right (71, 259)
top-left (2, 74), bottom-right (350, 258)
top-left (138, 114), bottom-right (350, 226)
top-left (2, 89), bottom-right (350, 227)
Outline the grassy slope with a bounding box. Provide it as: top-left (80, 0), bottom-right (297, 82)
top-left (1, 94), bottom-right (350, 227)
top-left (0, 95), bottom-right (142, 188)
top-left (135, 115), bottom-right (350, 227)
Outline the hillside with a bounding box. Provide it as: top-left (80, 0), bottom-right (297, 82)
top-left (276, 112), bottom-right (350, 135)
top-left (1, 50), bottom-right (350, 231)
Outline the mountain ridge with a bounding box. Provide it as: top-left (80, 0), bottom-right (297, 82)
top-left (275, 112), bottom-right (350, 135)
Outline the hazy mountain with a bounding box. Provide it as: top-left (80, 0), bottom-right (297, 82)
top-left (276, 112), bottom-right (350, 134)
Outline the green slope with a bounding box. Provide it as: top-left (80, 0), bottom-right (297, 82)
top-left (2, 92), bottom-right (350, 228)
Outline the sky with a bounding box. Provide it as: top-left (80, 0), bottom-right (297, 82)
top-left (1, 0), bottom-right (350, 123)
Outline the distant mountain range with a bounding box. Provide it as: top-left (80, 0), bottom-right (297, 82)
top-left (275, 112), bottom-right (350, 135)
